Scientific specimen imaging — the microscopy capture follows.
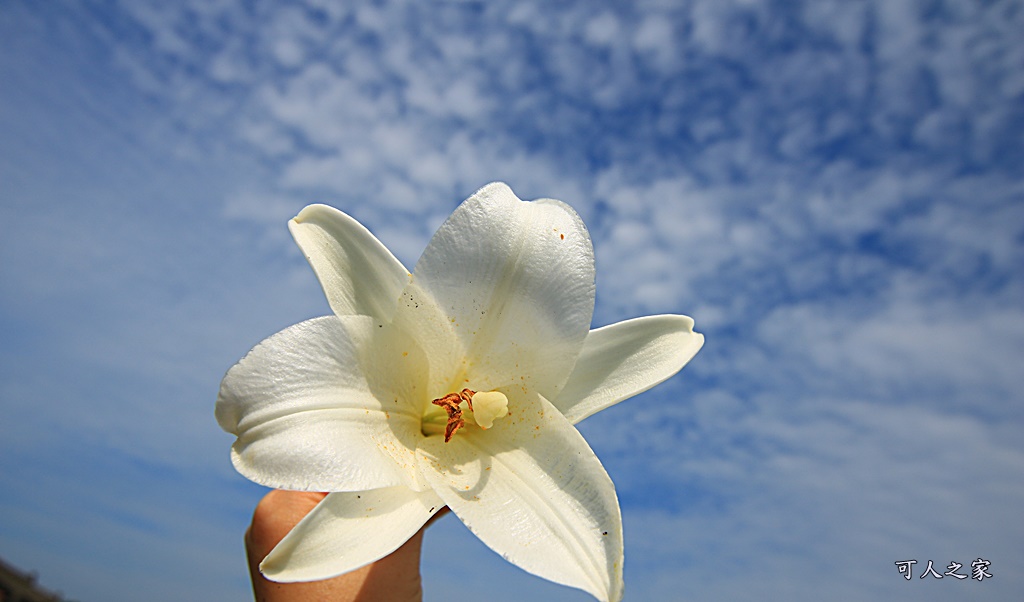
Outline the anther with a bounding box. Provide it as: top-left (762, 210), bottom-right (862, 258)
top-left (431, 389), bottom-right (476, 442)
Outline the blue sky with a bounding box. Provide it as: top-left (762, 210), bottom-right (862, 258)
top-left (1, 1), bottom-right (1022, 600)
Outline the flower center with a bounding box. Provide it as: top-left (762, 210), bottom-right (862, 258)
top-left (423, 388), bottom-right (509, 442)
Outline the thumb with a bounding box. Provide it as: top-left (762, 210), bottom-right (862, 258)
top-left (246, 490), bottom-right (431, 602)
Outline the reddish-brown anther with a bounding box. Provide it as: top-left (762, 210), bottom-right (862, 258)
top-left (432, 389), bottom-right (477, 442)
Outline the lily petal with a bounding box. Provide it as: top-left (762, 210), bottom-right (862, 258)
top-left (418, 391), bottom-right (623, 602)
top-left (289, 204), bottom-right (411, 322)
top-left (216, 316), bottom-right (423, 492)
top-left (261, 487), bottom-right (444, 582)
top-left (390, 280), bottom-right (466, 400)
top-left (555, 315), bottom-right (705, 424)
top-left (403, 183), bottom-right (596, 398)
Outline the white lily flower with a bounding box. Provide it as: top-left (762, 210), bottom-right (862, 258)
top-left (216, 182), bottom-right (703, 602)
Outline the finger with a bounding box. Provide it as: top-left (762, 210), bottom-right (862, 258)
top-left (246, 490), bottom-right (430, 602)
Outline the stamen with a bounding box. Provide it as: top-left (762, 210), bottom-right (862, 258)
top-left (429, 388), bottom-right (509, 442)
top-left (458, 388), bottom-right (475, 410)
top-left (431, 390), bottom-right (475, 443)
top-left (444, 416), bottom-right (463, 442)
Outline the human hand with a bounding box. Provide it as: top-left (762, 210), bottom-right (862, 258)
top-left (245, 490), bottom-right (432, 602)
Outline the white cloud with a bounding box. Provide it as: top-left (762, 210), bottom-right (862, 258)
top-left (632, 15), bottom-right (677, 71)
top-left (584, 12), bottom-right (621, 47)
